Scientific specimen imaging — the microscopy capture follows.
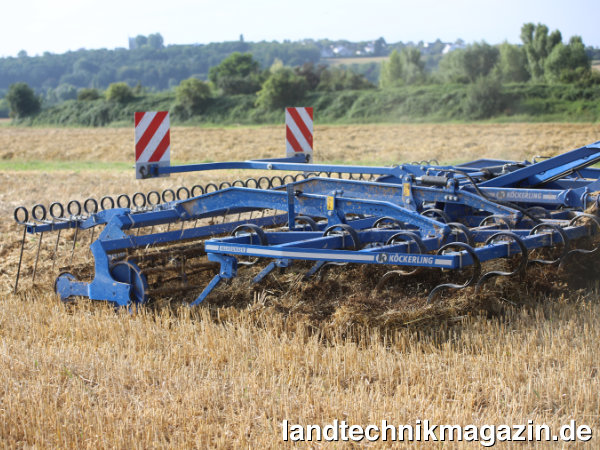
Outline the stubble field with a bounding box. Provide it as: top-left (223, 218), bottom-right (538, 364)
top-left (1, 123), bottom-right (600, 447)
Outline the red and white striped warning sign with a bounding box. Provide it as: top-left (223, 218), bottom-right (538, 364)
top-left (135, 111), bottom-right (171, 179)
top-left (286, 107), bottom-right (313, 162)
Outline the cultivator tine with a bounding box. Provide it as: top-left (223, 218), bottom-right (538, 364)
top-left (13, 227), bottom-right (27, 294)
top-left (69, 226), bottom-right (79, 267)
top-left (560, 214), bottom-right (600, 264)
top-left (428, 243), bottom-right (481, 303)
top-left (51, 229), bottom-right (62, 272)
top-left (475, 232), bottom-right (528, 293)
top-left (528, 224), bottom-right (569, 265)
top-left (304, 261), bottom-right (325, 280)
top-left (88, 228), bottom-right (95, 255)
top-left (31, 232), bottom-right (44, 284)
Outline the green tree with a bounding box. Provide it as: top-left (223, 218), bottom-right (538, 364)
top-left (544, 36), bottom-right (590, 83)
top-left (0, 97), bottom-right (10, 118)
top-left (147, 33), bottom-right (164, 50)
top-left (209, 52), bottom-right (263, 95)
top-left (105, 82), bottom-right (134, 103)
top-left (317, 67), bottom-right (374, 91)
top-left (379, 50), bottom-right (404, 88)
top-left (77, 88), bottom-right (101, 101)
top-left (520, 23), bottom-right (562, 81)
top-left (134, 35), bottom-right (148, 48)
top-left (463, 75), bottom-right (504, 119)
top-left (399, 47), bottom-right (426, 84)
top-left (175, 77), bottom-right (211, 116)
top-left (255, 67), bottom-right (308, 110)
top-left (495, 42), bottom-right (529, 83)
top-left (294, 62), bottom-right (327, 90)
top-left (439, 42), bottom-right (499, 83)
top-left (6, 82), bottom-right (41, 118)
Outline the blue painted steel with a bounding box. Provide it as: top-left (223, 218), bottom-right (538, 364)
top-left (21, 140), bottom-right (600, 307)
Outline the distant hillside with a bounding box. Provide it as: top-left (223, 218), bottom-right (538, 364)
top-left (0, 36), bottom-right (458, 98)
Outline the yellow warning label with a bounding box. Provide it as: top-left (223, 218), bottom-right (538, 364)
top-left (403, 183), bottom-right (411, 197)
top-left (327, 196), bottom-right (335, 210)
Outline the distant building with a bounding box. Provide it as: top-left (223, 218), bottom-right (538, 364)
top-left (128, 38), bottom-right (137, 50)
top-left (332, 45), bottom-right (352, 57)
top-left (320, 47), bottom-right (335, 58)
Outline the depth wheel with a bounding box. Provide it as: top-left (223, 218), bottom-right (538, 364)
top-left (110, 261), bottom-right (149, 305)
top-left (54, 272), bottom-right (76, 301)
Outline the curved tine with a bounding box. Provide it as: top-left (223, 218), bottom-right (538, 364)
top-left (478, 215), bottom-right (511, 230)
top-left (373, 216), bottom-right (404, 229)
top-left (290, 215), bottom-right (319, 231)
top-left (525, 206), bottom-right (549, 220)
top-left (561, 213), bottom-right (600, 263)
top-left (323, 224), bottom-right (361, 250)
top-left (385, 231), bottom-right (427, 252)
top-left (427, 242), bottom-right (481, 303)
top-left (376, 232), bottom-right (427, 287)
top-left (429, 159), bottom-right (439, 165)
top-left (375, 270), bottom-right (404, 291)
top-left (231, 223), bottom-right (268, 244)
top-left (447, 222), bottom-right (475, 247)
top-left (231, 223), bottom-right (268, 266)
top-left (528, 223), bottom-right (569, 266)
top-left (475, 231), bottom-right (528, 293)
top-left (421, 208), bottom-right (451, 224)
top-left (314, 261), bottom-right (347, 281)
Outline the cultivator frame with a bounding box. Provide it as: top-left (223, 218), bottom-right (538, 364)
top-left (11, 126), bottom-right (600, 308)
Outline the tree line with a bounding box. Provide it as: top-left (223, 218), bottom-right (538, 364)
top-left (2, 23), bottom-right (599, 122)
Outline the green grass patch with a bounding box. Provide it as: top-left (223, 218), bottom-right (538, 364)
top-left (0, 160), bottom-right (132, 172)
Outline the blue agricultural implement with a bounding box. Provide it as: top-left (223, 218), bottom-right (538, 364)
top-left (12, 128), bottom-right (600, 308)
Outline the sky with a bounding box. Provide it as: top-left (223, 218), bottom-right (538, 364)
top-left (1, 0), bottom-right (599, 57)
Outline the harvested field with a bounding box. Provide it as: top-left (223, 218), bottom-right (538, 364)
top-left (1, 123), bottom-right (599, 447)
